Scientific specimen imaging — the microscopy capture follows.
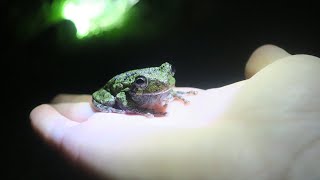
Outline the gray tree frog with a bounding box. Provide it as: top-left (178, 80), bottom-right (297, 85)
top-left (92, 62), bottom-right (197, 117)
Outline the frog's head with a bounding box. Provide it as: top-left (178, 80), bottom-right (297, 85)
top-left (131, 62), bottom-right (176, 95)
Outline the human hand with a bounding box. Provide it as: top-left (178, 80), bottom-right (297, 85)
top-left (30, 45), bottom-right (320, 180)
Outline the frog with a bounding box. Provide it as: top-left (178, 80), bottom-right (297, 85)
top-left (92, 62), bottom-right (197, 117)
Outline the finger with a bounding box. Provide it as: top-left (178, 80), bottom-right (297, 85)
top-left (228, 54), bottom-right (320, 121)
top-left (51, 94), bottom-right (91, 103)
top-left (52, 102), bottom-right (96, 122)
top-left (30, 104), bottom-right (79, 144)
top-left (245, 44), bottom-right (291, 79)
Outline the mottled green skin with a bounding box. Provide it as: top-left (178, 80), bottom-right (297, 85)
top-left (92, 62), bottom-right (196, 117)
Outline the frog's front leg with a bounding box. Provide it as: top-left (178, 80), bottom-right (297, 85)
top-left (92, 100), bottom-right (126, 114)
top-left (116, 92), bottom-right (166, 117)
top-left (92, 89), bottom-right (125, 114)
top-left (172, 90), bottom-right (198, 104)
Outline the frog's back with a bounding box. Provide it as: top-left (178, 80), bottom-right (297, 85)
top-left (113, 70), bottom-right (139, 84)
top-left (103, 70), bottom-right (138, 90)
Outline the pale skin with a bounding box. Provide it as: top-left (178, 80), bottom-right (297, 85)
top-left (30, 45), bottom-right (320, 180)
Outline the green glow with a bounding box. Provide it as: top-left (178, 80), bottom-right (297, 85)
top-left (62, 0), bottom-right (139, 38)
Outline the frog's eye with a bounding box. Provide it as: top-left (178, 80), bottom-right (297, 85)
top-left (135, 76), bottom-right (148, 89)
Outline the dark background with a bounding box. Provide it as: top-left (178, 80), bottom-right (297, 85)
top-left (4, 0), bottom-right (319, 179)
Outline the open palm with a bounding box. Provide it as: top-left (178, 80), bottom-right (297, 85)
top-left (30, 45), bottom-right (320, 180)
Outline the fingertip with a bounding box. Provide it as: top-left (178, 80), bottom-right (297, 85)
top-left (30, 104), bottom-right (52, 137)
top-left (245, 44), bottom-right (291, 79)
top-left (29, 104), bottom-right (79, 144)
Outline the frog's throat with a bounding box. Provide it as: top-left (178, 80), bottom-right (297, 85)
top-left (135, 88), bottom-right (172, 96)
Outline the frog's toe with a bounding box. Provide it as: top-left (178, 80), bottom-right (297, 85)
top-left (144, 113), bottom-right (155, 118)
top-left (154, 111), bottom-right (167, 117)
top-left (111, 108), bottom-right (126, 114)
top-left (144, 111), bottom-right (167, 118)
top-left (176, 97), bottom-right (190, 104)
top-left (188, 90), bottom-right (198, 95)
top-left (183, 99), bottom-right (190, 104)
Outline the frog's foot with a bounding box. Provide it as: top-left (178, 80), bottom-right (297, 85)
top-left (126, 108), bottom-right (167, 118)
top-left (92, 99), bottom-right (125, 114)
top-left (173, 90), bottom-right (198, 104)
top-left (148, 111), bottom-right (167, 118)
top-left (143, 111), bottom-right (167, 118)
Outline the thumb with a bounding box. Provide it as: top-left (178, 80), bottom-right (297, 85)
top-left (245, 44), bottom-right (291, 79)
